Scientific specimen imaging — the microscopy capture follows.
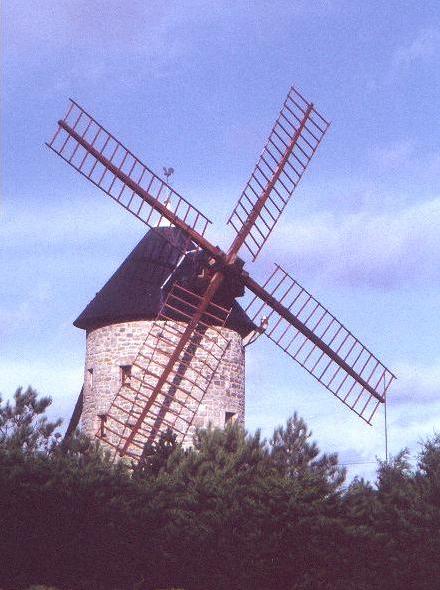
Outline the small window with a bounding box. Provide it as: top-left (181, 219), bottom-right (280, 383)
top-left (88, 368), bottom-right (93, 388)
top-left (97, 413), bottom-right (107, 438)
top-left (225, 411), bottom-right (237, 426)
top-left (120, 365), bottom-right (132, 386)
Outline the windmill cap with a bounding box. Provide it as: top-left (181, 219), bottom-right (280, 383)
top-left (74, 227), bottom-right (256, 337)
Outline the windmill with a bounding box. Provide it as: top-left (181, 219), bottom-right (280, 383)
top-left (47, 85), bottom-right (395, 460)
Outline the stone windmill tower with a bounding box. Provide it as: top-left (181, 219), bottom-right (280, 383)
top-left (50, 85), bottom-right (395, 461)
top-left (69, 226), bottom-right (255, 446)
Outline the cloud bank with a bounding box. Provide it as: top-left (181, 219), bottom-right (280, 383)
top-left (269, 197), bottom-right (440, 288)
top-left (392, 28), bottom-right (440, 70)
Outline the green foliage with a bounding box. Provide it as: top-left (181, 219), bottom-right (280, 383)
top-left (0, 386), bottom-right (62, 453)
top-left (270, 412), bottom-right (346, 494)
top-left (1, 388), bottom-right (440, 590)
top-left (417, 432), bottom-right (440, 503)
top-left (133, 427), bottom-right (180, 478)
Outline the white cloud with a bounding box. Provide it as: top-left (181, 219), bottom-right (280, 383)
top-left (394, 358), bottom-right (440, 405)
top-left (369, 140), bottom-right (440, 183)
top-left (246, 353), bottom-right (440, 481)
top-left (0, 302), bottom-right (34, 339)
top-left (5, 1), bottom-right (172, 51)
top-left (269, 197), bottom-right (440, 288)
top-left (3, 1), bottom-right (194, 87)
top-left (370, 140), bottom-right (415, 170)
top-left (1, 193), bottom-right (144, 250)
top-left (0, 278), bottom-right (61, 338)
top-left (392, 28), bottom-right (440, 70)
top-left (4, 0), bottom-right (345, 89)
top-left (334, 355), bottom-right (440, 459)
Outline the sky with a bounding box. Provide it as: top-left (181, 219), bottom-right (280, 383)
top-left (2, 0), bottom-right (440, 481)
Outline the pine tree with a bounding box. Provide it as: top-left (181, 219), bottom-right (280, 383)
top-left (270, 412), bottom-right (346, 494)
top-left (133, 427), bottom-right (180, 478)
top-left (0, 386), bottom-right (62, 453)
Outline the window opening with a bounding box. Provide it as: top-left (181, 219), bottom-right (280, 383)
top-left (120, 364), bottom-right (132, 386)
top-left (225, 411), bottom-right (237, 426)
top-left (97, 413), bottom-right (107, 438)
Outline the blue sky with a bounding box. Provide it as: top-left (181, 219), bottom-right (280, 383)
top-left (2, 1), bottom-right (440, 480)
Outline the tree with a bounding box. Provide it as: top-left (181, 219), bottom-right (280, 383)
top-left (143, 423), bottom-right (278, 590)
top-left (0, 386), bottom-right (62, 453)
top-left (9, 385), bottom-right (440, 590)
top-left (143, 421), bottom-right (350, 590)
top-left (270, 412), bottom-right (346, 495)
top-left (133, 427), bottom-right (180, 478)
top-left (417, 432), bottom-right (440, 505)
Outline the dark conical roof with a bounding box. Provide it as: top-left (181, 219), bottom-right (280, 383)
top-left (74, 227), bottom-right (256, 337)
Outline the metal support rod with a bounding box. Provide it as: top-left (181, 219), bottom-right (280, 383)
top-left (384, 397), bottom-right (389, 462)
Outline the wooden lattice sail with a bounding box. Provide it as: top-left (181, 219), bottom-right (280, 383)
top-left (48, 84), bottom-right (396, 460)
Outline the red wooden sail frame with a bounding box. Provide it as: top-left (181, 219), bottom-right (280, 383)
top-left (47, 85), bottom-right (395, 456)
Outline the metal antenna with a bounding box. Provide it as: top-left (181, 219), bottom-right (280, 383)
top-left (384, 396), bottom-right (389, 462)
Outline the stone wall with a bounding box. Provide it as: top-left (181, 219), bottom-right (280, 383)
top-left (81, 320), bottom-right (245, 451)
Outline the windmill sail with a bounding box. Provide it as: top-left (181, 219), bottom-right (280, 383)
top-left (227, 86), bottom-right (330, 261)
top-left (47, 99), bottom-right (212, 255)
top-left (47, 84), bottom-right (396, 458)
top-left (97, 282), bottom-right (231, 459)
top-left (244, 265), bottom-right (395, 423)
